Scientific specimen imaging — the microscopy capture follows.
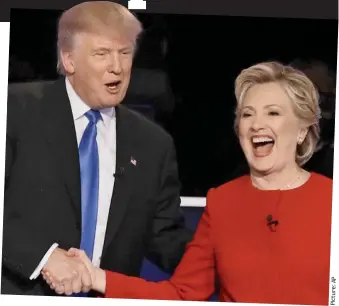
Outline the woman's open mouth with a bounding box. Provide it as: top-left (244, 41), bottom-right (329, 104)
top-left (251, 136), bottom-right (275, 157)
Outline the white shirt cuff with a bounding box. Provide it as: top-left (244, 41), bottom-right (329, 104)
top-left (29, 243), bottom-right (59, 280)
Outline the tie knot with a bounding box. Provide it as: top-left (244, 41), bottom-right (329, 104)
top-left (85, 110), bottom-right (102, 124)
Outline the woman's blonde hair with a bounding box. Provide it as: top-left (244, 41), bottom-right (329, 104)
top-left (56, 1), bottom-right (143, 75)
top-left (234, 61), bottom-right (321, 166)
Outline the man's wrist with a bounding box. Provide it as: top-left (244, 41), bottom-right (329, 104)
top-left (29, 243), bottom-right (59, 280)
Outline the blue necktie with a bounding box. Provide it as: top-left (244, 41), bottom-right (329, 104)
top-left (73, 110), bottom-right (101, 297)
top-left (79, 109), bottom-right (101, 259)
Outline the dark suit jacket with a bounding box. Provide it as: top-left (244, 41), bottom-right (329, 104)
top-left (1, 79), bottom-right (193, 296)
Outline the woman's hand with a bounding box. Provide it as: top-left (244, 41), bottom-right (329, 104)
top-left (67, 248), bottom-right (106, 294)
top-left (67, 248), bottom-right (96, 284)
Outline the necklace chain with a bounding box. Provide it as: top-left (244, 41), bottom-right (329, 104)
top-left (280, 175), bottom-right (301, 190)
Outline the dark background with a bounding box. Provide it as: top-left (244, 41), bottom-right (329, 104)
top-left (1, 0), bottom-right (338, 21)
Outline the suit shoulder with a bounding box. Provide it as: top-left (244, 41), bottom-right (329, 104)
top-left (7, 81), bottom-right (58, 138)
top-left (216, 175), bottom-right (249, 194)
top-left (206, 176), bottom-right (249, 205)
top-left (8, 80), bottom-right (53, 101)
top-left (7, 80), bottom-right (55, 113)
top-left (310, 172), bottom-right (333, 190)
top-left (119, 105), bottom-right (173, 145)
top-left (203, 176), bottom-right (250, 218)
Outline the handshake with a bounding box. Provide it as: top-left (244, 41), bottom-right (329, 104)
top-left (41, 247), bottom-right (105, 295)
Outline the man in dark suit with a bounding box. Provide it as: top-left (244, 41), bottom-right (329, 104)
top-left (2, 1), bottom-right (192, 296)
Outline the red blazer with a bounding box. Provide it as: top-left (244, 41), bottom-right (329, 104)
top-left (104, 173), bottom-right (332, 305)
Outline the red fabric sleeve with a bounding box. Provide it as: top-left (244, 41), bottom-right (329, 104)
top-left (104, 190), bottom-right (216, 301)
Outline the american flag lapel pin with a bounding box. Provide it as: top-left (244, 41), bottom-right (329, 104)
top-left (130, 156), bottom-right (137, 166)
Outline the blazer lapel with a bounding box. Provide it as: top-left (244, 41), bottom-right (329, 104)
top-left (40, 79), bottom-right (82, 220)
top-left (102, 105), bottom-right (138, 254)
top-left (41, 85), bottom-right (138, 251)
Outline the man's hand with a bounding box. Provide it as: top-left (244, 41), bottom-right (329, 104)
top-left (41, 248), bottom-right (92, 295)
top-left (67, 248), bottom-right (106, 294)
top-left (67, 248), bottom-right (96, 283)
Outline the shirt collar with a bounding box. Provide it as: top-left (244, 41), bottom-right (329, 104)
top-left (65, 77), bottom-right (115, 126)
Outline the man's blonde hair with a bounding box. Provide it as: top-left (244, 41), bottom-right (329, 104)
top-left (234, 61), bottom-right (321, 166)
top-left (57, 1), bottom-right (143, 75)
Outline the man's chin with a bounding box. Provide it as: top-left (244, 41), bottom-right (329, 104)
top-left (98, 97), bottom-right (124, 109)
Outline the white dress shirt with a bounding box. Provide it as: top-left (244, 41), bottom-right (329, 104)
top-left (30, 78), bottom-right (116, 279)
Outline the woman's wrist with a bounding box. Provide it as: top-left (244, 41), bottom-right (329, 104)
top-left (92, 267), bottom-right (106, 294)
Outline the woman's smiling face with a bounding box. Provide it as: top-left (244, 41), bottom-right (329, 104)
top-left (238, 82), bottom-right (307, 175)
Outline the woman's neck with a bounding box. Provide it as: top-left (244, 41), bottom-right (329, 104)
top-left (250, 165), bottom-right (310, 190)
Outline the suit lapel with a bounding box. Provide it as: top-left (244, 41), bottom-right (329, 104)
top-left (41, 84), bottom-right (138, 251)
top-left (40, 79), bottom-right (82, 220)
top-left (102, 105), bottom-right (138, 254)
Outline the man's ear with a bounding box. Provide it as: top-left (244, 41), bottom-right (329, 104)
top-left (59, 50), bottom-right (75, 74)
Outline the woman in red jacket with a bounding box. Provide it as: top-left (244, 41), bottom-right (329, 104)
top-left (44, 61), bottom-right (333, 305)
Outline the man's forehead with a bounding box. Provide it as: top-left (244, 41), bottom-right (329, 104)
top-left (75, 31), bottom-right (135, 48)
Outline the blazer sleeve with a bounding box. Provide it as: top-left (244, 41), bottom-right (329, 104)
top-left (2, 93), bottom-right (59, 280)
top-left (144, 136), bottom-right (194, 273)
top-left (104, 189), bottom-right (216, 300)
